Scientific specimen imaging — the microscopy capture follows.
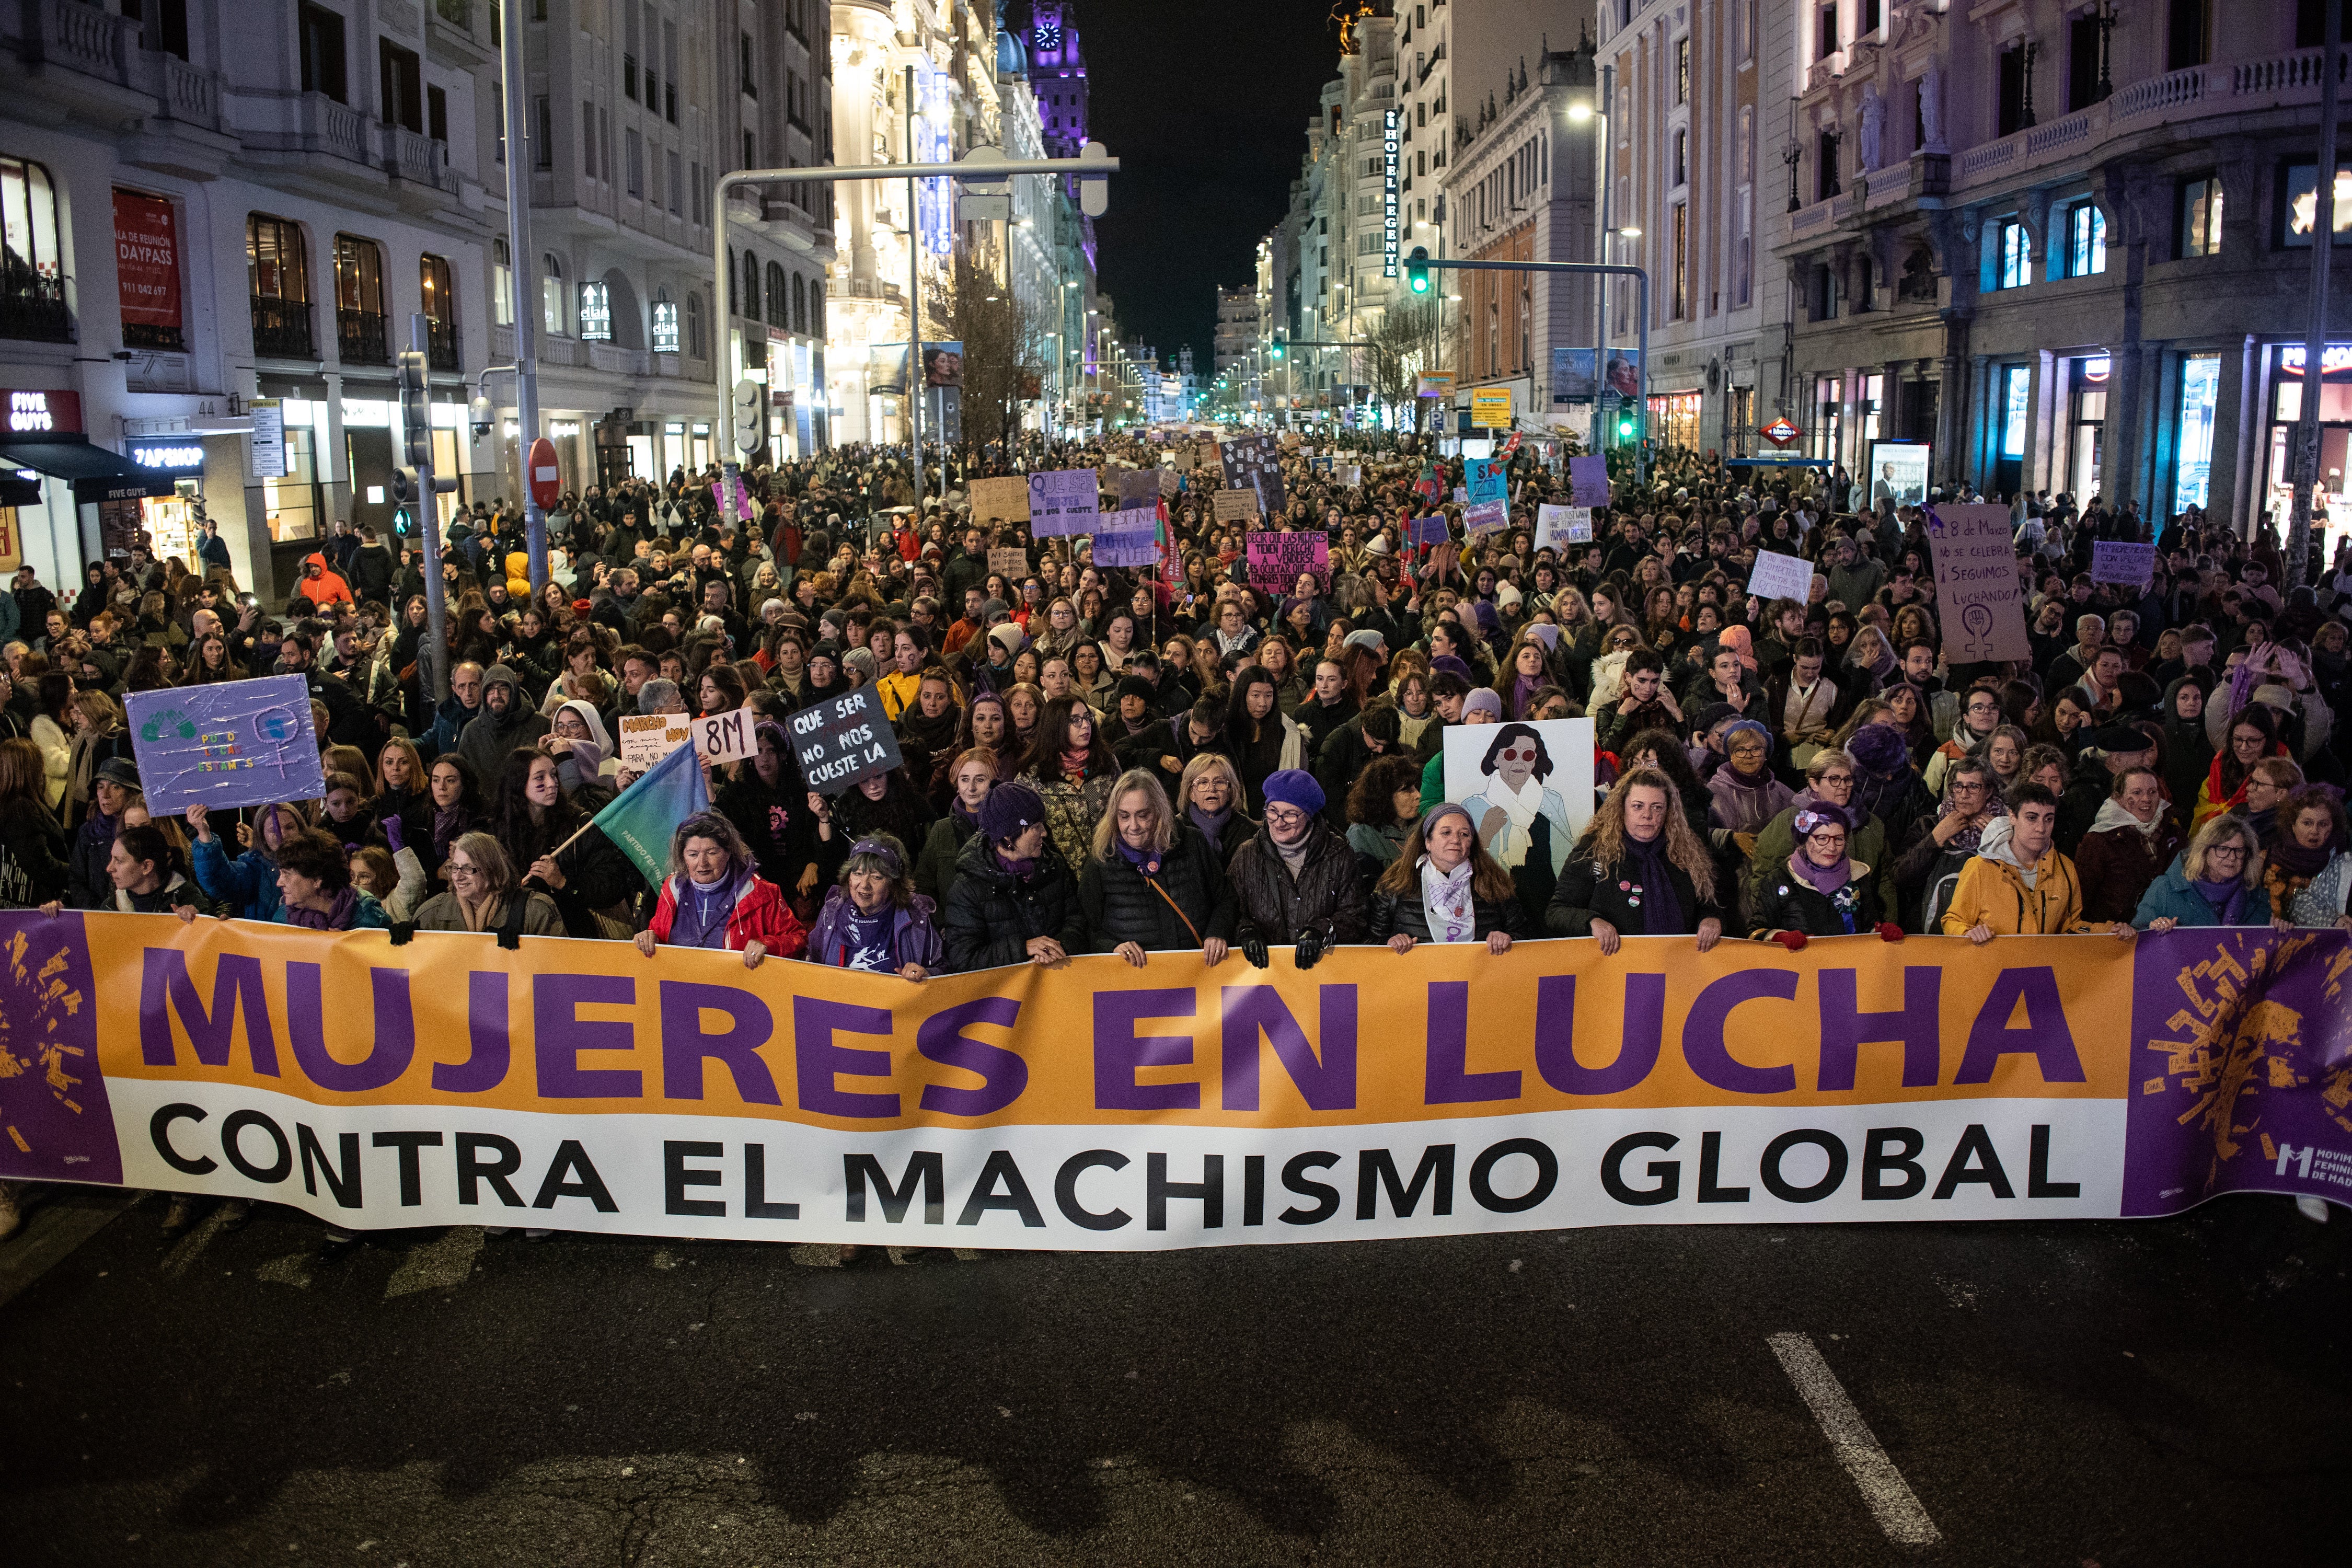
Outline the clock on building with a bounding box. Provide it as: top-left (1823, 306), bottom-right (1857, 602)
top-left (1035, 21), bottom-right (1060, 51)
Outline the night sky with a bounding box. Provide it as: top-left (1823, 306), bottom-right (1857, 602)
top-left (1064, 1), bottom-right (1343, 375)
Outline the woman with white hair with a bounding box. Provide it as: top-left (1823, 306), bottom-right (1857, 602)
top-left (633, 811), bottom-right (808, 966)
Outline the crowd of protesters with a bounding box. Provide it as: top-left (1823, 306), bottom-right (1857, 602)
top-left (3, 428), bottom-right (2349, 1240)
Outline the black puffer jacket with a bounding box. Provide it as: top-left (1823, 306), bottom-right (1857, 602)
top-left (1748, 862), bottom-right (1883, 938)
top-left (1226, 821), bottom-right (1368, 947)
top-left (1078, 826), bottom-right (1238, 952)
top-left (941, 830), bottom-right (1085, 972)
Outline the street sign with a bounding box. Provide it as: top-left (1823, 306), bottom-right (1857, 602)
top-left (1470, 388), bottom-right (1512, 428)
top-left (527, 437), bottom-right (561, 509)
top-left (1759, 418), bottom-right (1803, 448)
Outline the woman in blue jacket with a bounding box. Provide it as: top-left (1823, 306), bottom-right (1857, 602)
top-left (2134, 815), bottom-right (2284, 932)
top-left (187, 800), bottom-right (308, 921)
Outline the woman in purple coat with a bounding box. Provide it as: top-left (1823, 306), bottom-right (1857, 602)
top-left (803, 833), bottom-right (946, 979)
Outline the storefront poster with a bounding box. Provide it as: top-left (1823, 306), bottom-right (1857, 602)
top-left (111, 189), bottom-right (182, 339)
top-left (1866, 441), bottom-right (1932, 509)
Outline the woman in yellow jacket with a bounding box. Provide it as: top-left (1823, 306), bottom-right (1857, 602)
top-left (1942, 784), bottom-right (2135, 943)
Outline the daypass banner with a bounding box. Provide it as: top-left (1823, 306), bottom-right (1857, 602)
top-left (4, 915), bottom-right (2346, 1248)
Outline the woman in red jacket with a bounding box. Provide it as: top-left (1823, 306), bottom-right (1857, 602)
top-left (634, 811), bottom-right (808, 967)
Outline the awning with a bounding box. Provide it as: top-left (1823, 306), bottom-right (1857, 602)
top-left (1, 439), bottom-right (178, 503)
top-left (0, 474), bottom-right (40, 508)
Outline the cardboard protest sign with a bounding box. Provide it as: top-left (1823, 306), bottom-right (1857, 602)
top-left (618, 711), bottom-right (694, 769)
top-left (1246, 531), bottom-right (1329, 590)
top-left (1442, 716), bottom-right (1596, 879)
top-left (125, 675), bottom-right (325, 818)
top-left (1337, 464), bottom-right (1362, 487)
top-left (1159, 467), bottom-right (1181, 497)
top-left (1403, 513), bottom-right (1450, 547)
top-left (1746, 550), bottom-right (1816, 606)
top-left (1219, 433), bottom-right (1285, 514)
top-left (788, 687), bottom-right (904, 795)
top-left (2091, 541), bottom-right (2157, 590)
top-left (1117, 468), bottom-right (1163, 509)
top-left (987, 546), bottom-right (1031, 580)
top-left (1926, 504), bottom-right (2032, 663)
top-left (1027, 468), bottom-right (1101, 536)
top-left (1463, 458), bottom-right (1509, 535)
top-left (691, 704), bottom-right (762, 767)
top-left (1212, 488), bottom-right (1263, 523)
top-left (1092, 507), bottom-right (1159, 567)
top-left (969, 475), bottom-right (1032, 522)
top-left (1535, 504), bottom-right (1592, 548)
top-left (1569, 453), bottom-right (1611, 508)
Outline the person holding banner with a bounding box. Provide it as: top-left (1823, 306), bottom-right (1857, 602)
top-left (1369, 802), bottom-right (1527, 954)
top-left (1547, 770), bottom-right (1725, 955)
top-left (1748, 807), bottom-right (1901, 948)
top-left (407, 832), bottom-right (564, 938)
top-left (803, 834), bottom-right (944, 979)
top-left (1228, 770), bottom-right (1367, 971)
top-left (1080, 769), bottom-right (1237, 969)
top-left (1942, 784), bottom-right (2130, 943)
top-left (2132, 816), bottom-right (2279, 934)
top-left (941, 780), bottom-right (1085, 971)
top-left (635, 811), bottom-right (805, 967)
top-left (492, 752), bottom-right (638, 940)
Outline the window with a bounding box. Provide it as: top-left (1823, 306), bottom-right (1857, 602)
top-left (1997, 45), bottom-right (2028, 137)
top-left (690, 160), bottom-right (702, 224)
top-left (2297, 0), bottom-right (2352, 48)
top-left (2167, 0), bottom-right (2209, 68)
top-left (1816, 130), bottom-right (1840, 201)
top-left (299, 4), bottom-right (347, 102)
top-left (741, 31), bottom-right (756, 97)
top-left (766, 261), bottom-right (787, 328)
top-left (2176, 352), bottom-right (2220, 508)
top-left (1671, 202), bottom-right (1688, 318)
top-left (664, 19), bottom-right (678, 121)
top-left (668, 151), bottom-right (682, 216)
top-left (143, 0), bottom-right (190, 59)
top-left (744, 130), bottom-right (757, 171)
top-left (649, 143), bottom-right (662, 210)
top-left (742, 251), bottom-right (760, 319)
top-left (1997, 218), bottom-right (2030, 288)
top-left (2179, 174), bottom-right (2224, 257)
top-left (809, 282), bottom-right (822, 337)
top-left (2064, 200), bottom-right (2106, 276)
top-left (1861, 0), bottom-right (1881, 34)
top-left (791, 272), bottom-right (806, 333)
top-left (2067, 14), bottom-right (2102, 111)
top-left (0, 157), bottom-right (67, 342)
top-left (686, 292), bottom-right (704, 358)
top-left (579, 280), bottom-right (611, 341)
top-left (626, 128), bottom-right (643, 197)
top-left (543, 252), bottom-right (566, 335)
top-left (727, 248), bottom-right (736, 315)
top-left (420, 253), bottom-right (457, 370)
top-left (492, 84), bottom-right (503, 164)
top-left (582, 100), bottom-right (598, 179)
top-left (2281, 160), bottom-right (2352, 248)
top-left (534, 96), bottom-right (551, 169)
top-left (378, 40), bottom-right (422, 132)
top-left (2000, 366), bottom-right (2031, 459)
top-left (492, 237), bottom-right (513, 326)
top-left (652, 290), bottom-right (679, 353)
top-left (1675, 37), bottom-right (1690, 104)
top-left (1742, 0), bottom-right (1756, 62)
top-left (1673, 128), bottom-right (1687, 188)
top-left (332, 234), bottom-right (388, 364)
top-left (1815, 3), bottom-right (1837, 58)
top-left (427, 86), bottom-right (446, 143)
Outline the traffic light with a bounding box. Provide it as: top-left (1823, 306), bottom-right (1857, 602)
top-left (1406, 246), bottom-right (1430, 295)
top-left (1616, 412), bottom-right (1640, 445)
top-left (397, 350), bottom-right (430, 465)
top-left (387, 468), bottom-right (415, 535)
top-left (1270, 332), bottom-right (1285, 362)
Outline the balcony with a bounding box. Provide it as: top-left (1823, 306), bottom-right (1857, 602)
top-left (338, 307), bottom-right (390, 366)
top-left (589, 342), bottom-right (649, 376)
top-left (378, 122), bottom-right (456, 197)
top-left (0, 270), bottom-right (73, 344)
top-left (251, 296), bottom-right (317, 361)
top-left (427, 317), bottom-right (460, 373)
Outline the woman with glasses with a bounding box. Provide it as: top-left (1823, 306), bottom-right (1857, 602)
top-left (1226, 769), bottom-right (1367, 971)
top-left (409, 831), bottom-right (564, 937)
top-left (2134, 814), bottom-right (2281, 932)
top-left (1749, 806), bottom-right (1900, 948)
top-left (1743, 748), bottom-right (1894, 917)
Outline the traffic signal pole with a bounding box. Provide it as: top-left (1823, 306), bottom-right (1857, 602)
top-left (400, 314), bottom-right (459, 702)
top-left (1409, 249), bottom-right (1652, 483)
top-left (496, 0), bottom-right (547, 597)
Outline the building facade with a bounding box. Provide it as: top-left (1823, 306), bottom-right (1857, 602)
top-left (1213, 285), bottom-right (1260, 376)
top-left (1598, 0), bottom-right (1797, 458)
top-left (1778, 0), bottom-right (2352, 537)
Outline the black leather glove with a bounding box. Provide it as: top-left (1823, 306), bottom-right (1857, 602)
top-left (1241, 934), bottom-right (1272, 969)
top-left (1294, 929), bottom-right (1323, 970)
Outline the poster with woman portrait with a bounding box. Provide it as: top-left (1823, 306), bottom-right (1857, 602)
top-left (1442, 717), bottom-right (1597, 886)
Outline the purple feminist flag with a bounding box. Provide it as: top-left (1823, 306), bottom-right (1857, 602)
top-left (2121, 929), bottom-right (2352, 1218)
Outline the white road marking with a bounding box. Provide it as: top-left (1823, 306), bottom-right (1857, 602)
top-left (1767, 1332), bottom-right (1942, 1548)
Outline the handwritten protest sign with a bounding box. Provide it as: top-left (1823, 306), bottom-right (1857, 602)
top-left (125, 675), bottom-right (325, 818)
top-left (789, 688), bottom-right (904, 794)
top-left (1535, 504), bottom-right (1592, 548)
top-left (1212, 488), bottom-right (1263, 523)
top-left (1092, 507), bottom-right (1159, 567)
top-left (1337, 464), bottom-right (1362, 488)
top-left (1027, 468), bottom-right (1101, 536)
top-left (1246, 531), bottom-right (1330, 590)
top-left (1404, 513), bottom-right (1450, 547)
top-left (691, 704), bottom-right (762, 767)
top-left (987, 546), bottom-right (1030, 579)
top-left (1117, 468), bottom-right (1163, 509)
top-left (969, 475), bottom-right (1031, 522)
top-left (2090, 541), bottom-right (2157, 590)
top-left (1219, 434), bottom-right (1285, 514)
top-left (1927, 504), bottom-right (2032, 663)
top-left (1569, 453), bottom-right (1611, 508)
top-left (618, 711), bottom-right (693, 769)
top-left (1746, 550), bottom-right (1815, 606)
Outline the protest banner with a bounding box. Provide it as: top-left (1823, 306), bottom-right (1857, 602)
top-left (1463, 458), bottom-right (1509, 535)
top-left (617, 711), bottom-right (693, 769)
top-left (1535, 504), bottom-right (1592, 548)
top-left (691, 704), bottom-right (762, 767)
top-left (1027, 468), bottom-right (1101, 536)
top-left (1212, 488), bottom-right (1263, 523)
top-left (987, 546), bottom-right (1031, 580)
top-left (1927, 504), bottom-right (2032, 663)
top-left (2090, 541), bottom-right (2158, 590)
top-left (1569, 453), bottom-right (1611, 509)
top-left (968, 476), bottom-right (1031, 523)
top-left (1746, 550), bottom-right (1816, 606)
top-left (1246, 531), bottom-right (1330, 590)
top-left (125, 675), bottom-right (325, 818)
top-left (1092, 508), bottom-right (1159, 568)
top-left (20, 914), bottom-right (2346, 1247)
top-left (1117, 468), bottom-right (1164, 509)
top-left (788, 687), bottom-right (904, 794)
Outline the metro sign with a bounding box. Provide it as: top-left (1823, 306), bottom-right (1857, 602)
top-left (1759, 418), bottom-right (1803, 448)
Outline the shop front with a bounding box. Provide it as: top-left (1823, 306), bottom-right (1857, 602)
top-left (0, 388), bottom-right (176, 590)
top-left (123, 437), bottom-right (208, 566)
top-left (2263, 342), bottom-right (2352, 552)
top-left (1645, 388), bottom-right (1701, 453)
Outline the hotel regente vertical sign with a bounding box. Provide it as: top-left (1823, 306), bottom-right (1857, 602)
top-left (1382, 109), bottom-right (1401, 279)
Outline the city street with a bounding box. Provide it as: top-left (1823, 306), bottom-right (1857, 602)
top-left (2, 1190), bottom-right (2343, 1566)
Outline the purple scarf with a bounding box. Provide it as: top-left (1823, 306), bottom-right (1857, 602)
top-left (1115, 836), bottom-right (1162, 877)
top-left (1785, 850), bottom-right (1852, 895)
top-left (282, 887), bottom-right (360, 931)
top-left (2192, 877), bottom-right (2251, 925)
top-left (993, 844), bottom-right (1037, 879)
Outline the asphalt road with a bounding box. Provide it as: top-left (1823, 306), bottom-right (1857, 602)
top-left (1, 1190), bottom-right (2343, 1567)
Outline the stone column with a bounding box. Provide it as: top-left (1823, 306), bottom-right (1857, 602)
top-left (2204, 334), bottom-right (2254, 534)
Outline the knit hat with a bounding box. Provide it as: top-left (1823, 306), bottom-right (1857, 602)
top-left (978, 780), bottom-right (1046, 844)
top-left (987, 622), bottom-right (1028, 659)
top-left (1262, 768), bottom-right (1325, 816)
top-left (1845, 720), bottom-right (1910, 776)
top-left (1367, 536), bottom-right (1392, 555)
top-left (1693, 701), bottom-right (1740, 734)
top-left (1429, 654), bottom-right (1474, 684)
top-left (1343, 627), bottom-right (1387, 653)
top-left (1791, 805), bottom-right (1851, 837)
top-left (1418, 801), bottom-right (1473, 841)
top-left (1461, 688), bottom-right (1505, 721)
top-left (842, 647), bottom-right (878, 679)
top-left (1115, 674), bottom-right (1159, 705)
top-left (981, 597), bottom-right (1011, 621)
top-left (1721, 718), bottom-right (1773, 756)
